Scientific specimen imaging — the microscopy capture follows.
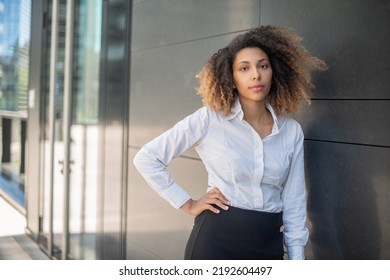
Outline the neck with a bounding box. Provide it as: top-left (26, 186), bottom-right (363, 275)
top-left (239, 98), bottom-right (269, 124)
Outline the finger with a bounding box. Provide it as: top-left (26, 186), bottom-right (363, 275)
top-left (208, 187), bottom-right (220, 194)
top-left (203, 197), bottom-right (229, 211)
top-left (208, 187), bottom-right (226, 198)
top-left (207, 204), bottom-right (221, 214)
top-left (207, 192), bottom-right (230, 205)
top-left (215, 199), bottom-right (229, 210)
top-left (218, 195), bottom-right (230, 205)
top-left (192, 199), bottom-right (222, 215)
top-left (206, 195), bottom-right (227, 204)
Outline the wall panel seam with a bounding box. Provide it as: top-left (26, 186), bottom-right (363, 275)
top-left (131, 30), bottom-right (252, 53)
top-left (305, 139), bottom-right (390, 149)
top-left (311, 99), bottom-right (390, 101)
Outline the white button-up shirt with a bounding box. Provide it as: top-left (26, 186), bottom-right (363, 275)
top-left (133, 99), bottom-right (309, 260)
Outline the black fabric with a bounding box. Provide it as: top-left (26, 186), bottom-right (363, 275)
top-left (184, 206), bottom-right (284, 260)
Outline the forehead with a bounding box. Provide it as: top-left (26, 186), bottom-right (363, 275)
top-left (234, 47), bottom-right (269, 63)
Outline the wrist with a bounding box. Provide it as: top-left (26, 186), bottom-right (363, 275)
top-left (180, 199), bottom-right (194, 215)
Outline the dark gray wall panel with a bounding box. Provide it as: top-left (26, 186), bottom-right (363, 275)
top-left (132, 0), bottom-right (259, 51)
top-left (100, 0), bottom-right (132, 259)
top-left (294, 100), bottom-right (390, 147)
top-left (304, 141), bottom-right (390, 259)
top-left (260, 0), bottom-right (390, 99)
top-left (129, 33), bottom-right (237, 155)
top-left (127, 148), bottom-right (208, 259)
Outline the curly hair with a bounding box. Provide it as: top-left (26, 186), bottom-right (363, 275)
top-left (196, 26), bottom-right (327, 116)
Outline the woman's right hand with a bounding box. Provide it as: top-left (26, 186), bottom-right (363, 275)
top-left (180, 187), bottom-right (230, 216)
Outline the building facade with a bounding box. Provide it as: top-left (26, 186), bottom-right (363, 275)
top-left (0, 0), bottom-right (389, 260)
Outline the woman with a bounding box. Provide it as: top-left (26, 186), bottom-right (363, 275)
top-left (133, 26), bottom-right (326, 260)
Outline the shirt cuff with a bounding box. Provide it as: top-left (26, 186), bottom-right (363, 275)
top-left (287, 246), bottom-right (305, 260)
top-left (161, 182), bottom-right (192, 209)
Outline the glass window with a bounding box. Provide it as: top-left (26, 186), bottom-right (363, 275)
top-left (0, 0), bottom-right (31, 115)
top-left (0, 0), bottom-right (31, 208)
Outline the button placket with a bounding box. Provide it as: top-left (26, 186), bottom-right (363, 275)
top-left (252, 128), bottom-right (264, 209)
top-left (240, 120), bottom-right (264, 209)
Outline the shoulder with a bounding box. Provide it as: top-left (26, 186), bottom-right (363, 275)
top-left (188, 106), bottom-right (211, 123)
top-left (178, 106), bottom-right (214, 132)
top-left (277, 115), bottom-right (304, 140)
top-left (191, 106), bottom-right (224, 122)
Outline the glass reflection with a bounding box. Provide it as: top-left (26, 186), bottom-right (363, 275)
top-left (40, 0), bottom-right (102, 259)
top-left (68, 0), bottom-right (102, 260)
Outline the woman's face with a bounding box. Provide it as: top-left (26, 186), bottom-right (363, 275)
top-left (232, 47), bottom-right (273, 104)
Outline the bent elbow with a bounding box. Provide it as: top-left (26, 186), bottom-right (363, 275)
top-left (133, 148), bottom-right (146, 172)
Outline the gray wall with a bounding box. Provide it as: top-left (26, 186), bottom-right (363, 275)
top-left (128, 0), bottom-right (390, 259)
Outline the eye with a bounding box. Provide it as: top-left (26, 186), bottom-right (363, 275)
top-left (259, 64), bottom-right (270, 69)
top-left (239, 67), bottom-right (248, 71)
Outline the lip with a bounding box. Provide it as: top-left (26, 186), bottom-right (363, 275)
top-left (249, 84), bottom-right (265, 91)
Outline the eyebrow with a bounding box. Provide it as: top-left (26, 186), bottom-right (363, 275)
top-left (236, 58), bottom-right (268, 65)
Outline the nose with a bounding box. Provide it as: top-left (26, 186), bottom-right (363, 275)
top-left (252, 68), bottom-right (260, 80)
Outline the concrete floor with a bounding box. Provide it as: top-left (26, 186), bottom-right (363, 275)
top-left (0, 195), bottom-right (49, 260)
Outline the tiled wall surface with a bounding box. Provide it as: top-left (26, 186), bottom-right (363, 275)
top-left (128, 0), bottom-right (390, 259)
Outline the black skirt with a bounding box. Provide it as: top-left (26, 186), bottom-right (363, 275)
top-left (184, 206), bottom-right (284, 260)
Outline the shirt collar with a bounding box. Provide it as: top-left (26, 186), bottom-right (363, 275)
top-left (225, 98), bottom-right (243, 121)
top-left (265, 102), bottom-right (280, 135)
top-left (225, 98), bottom-right (280, 134)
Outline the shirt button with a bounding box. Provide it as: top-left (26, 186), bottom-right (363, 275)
top-left (279, 225), bottom-right (285, 232)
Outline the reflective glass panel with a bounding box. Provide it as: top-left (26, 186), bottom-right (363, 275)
top-left (68, 0), bottom-right (102, 260)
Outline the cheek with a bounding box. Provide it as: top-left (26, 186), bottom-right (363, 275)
top-left (233, 74), bottom-right (244, 88)
top-left (233, 73), bottom-right (238, 85)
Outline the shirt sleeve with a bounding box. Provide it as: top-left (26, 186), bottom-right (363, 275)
top-left (133, 107), bottom-right (209, 209)
top-left (281, 123), bottom-right (309, 260)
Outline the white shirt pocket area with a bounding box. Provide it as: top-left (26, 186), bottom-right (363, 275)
top-left (203, 154), bottom-right (236, 187)
top-left (261, 148), bottom-right (293, 188)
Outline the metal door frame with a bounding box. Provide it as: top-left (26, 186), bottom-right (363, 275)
top-left (41, 0), bottom-right (74, 259)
